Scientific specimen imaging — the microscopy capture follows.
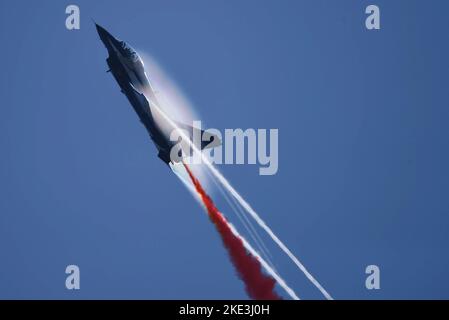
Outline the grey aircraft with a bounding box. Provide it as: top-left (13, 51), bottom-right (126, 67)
top-left (95, 24), bottom-right (220, 165)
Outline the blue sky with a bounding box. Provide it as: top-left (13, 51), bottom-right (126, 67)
top-left (0, 0), bottom-right (448, 299)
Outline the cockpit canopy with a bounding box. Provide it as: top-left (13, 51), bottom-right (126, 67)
top-left (119, 41), bottom-right (140, 62)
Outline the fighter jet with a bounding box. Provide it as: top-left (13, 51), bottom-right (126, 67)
top-left (95, 24), bottom-right (220, 165)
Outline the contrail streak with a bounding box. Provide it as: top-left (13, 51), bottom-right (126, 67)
top-left (183, 163), bottom-right (299, 300)
top-left (227, 220), bottom-right (299, 300)
top-left (205, 165), bottom-right (334, 300)
top-left (205, 168), bottom-right (277, 271)
top-left (147, 97), bottom-right (332, 300)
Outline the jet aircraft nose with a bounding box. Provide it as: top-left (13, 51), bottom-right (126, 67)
top-left (95, 23), bottom-right (121, 51)
top-left (95, 23), bottom-right (111, 41)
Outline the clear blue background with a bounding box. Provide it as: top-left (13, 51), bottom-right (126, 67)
top-left (0, 0), bottom-right (448, 299)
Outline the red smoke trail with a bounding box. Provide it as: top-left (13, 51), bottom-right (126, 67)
top-left (183, 163), bottom-right (282, 300)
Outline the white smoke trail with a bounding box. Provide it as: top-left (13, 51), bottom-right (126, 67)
top-left (226, 183), bottom-right (275, 262)
top-left (145, 97), bottom-right (332, 300)
top-left (206, 168), bottom-right (277, 271)
top-left (170, 162), bottom-right (201, 200)
top-left (227, 220), bottom-right (300, 300)
top-left (204, 165), bottom-right (334, 300)
top-left (172, 164), bottom-right (300, 300)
